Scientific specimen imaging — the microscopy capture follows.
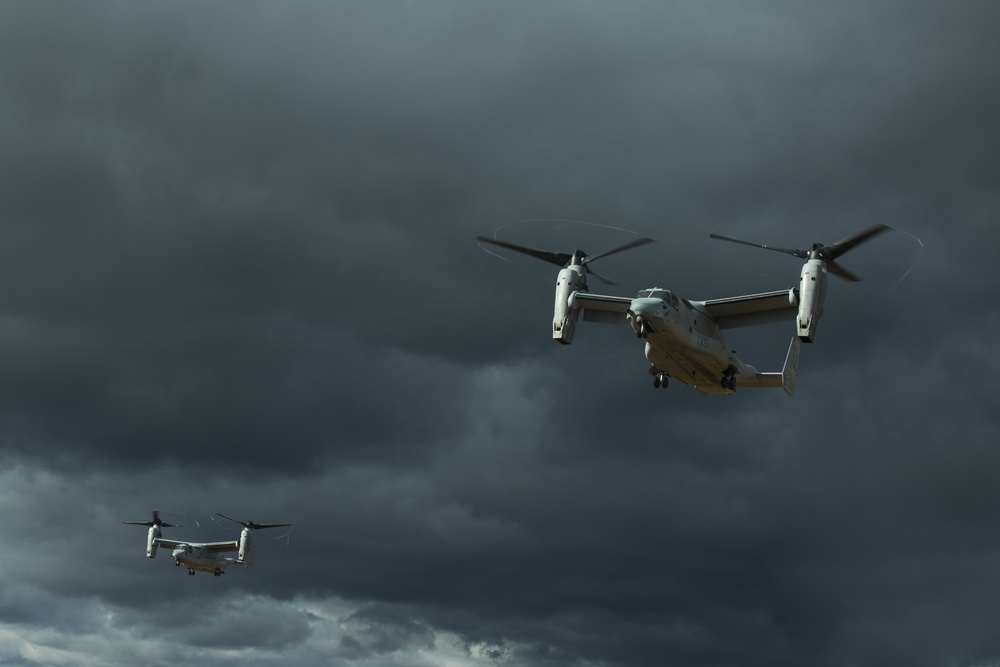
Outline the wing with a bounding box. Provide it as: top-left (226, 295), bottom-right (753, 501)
top-left (201, 540), bottom-right (240, 553)
top-left (156, 539), bottom-right (239, 552)
top-left (692, 290), bottom-right (797, 329)
top-left (568, 292), bottom-right (632, 325)
top-left (152, 538), bottom-right (189, 550)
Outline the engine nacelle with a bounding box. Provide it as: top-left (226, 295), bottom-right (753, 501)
top-left (238, 528), bottom-right (254, 568)
top-left (552, 266), bottom-right (586, 345)
top-left (796, 259), bottom-right (828, 342)
top-left (146, 525), bottom-right (161, 559)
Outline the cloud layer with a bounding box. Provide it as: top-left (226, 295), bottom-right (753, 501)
top-left (0, 2), bottom-right (998, 666)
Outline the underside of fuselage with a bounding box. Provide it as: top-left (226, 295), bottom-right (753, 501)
top-left (628, 298), bottom-right (741, 394)
top-left (643, 333), bottom-right (738, 395)
top-left (173, 554), bottom-right (231, 577)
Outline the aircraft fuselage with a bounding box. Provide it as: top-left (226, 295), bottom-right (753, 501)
top-left (170, 544), bottom-right (236, 576)
top-left (626, 291), bottom-right (759, 394)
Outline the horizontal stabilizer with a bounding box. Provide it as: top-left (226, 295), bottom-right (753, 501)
top-left (745, 337), bottom-right (800, 396)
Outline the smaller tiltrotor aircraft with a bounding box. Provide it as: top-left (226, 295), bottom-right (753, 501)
top-left (477, 224), bottom-right (888, 395)
top-left (123, 511), bottom-right (291, 577)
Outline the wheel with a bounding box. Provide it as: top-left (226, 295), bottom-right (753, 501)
top-left (653, 372), bottom-right (668, 389)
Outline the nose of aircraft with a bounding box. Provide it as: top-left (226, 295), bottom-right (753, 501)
top-left (627, 298), bottom-right (660, 336)
top-left (626, 308), bottom-right (642, 335)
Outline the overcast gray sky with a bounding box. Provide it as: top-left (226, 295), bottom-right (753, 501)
top-left (0, 2), bottom-right (998, 666)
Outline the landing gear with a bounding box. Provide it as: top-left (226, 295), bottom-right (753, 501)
top-left (187, 570), bottom-right (195, 576)
top-left (653, 372), bottom-right (669, 389)
top-left (720, 372), bottom-right (736, 391)
top-left (635, 321), bottom-right (653, 339)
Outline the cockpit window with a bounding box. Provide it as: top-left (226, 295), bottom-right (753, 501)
top-left (635, 289), bottom-right (677, 308)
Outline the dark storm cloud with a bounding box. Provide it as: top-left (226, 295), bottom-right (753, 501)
top-left (1, 1), bottom-right (999, 666)
top-left (127, 594), bottom-right (314, 650)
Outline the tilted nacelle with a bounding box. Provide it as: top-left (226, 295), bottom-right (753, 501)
top-left (146, 525), bottom-right (161, 559)
top-left (796, 259), bottom-right (828, 342)
top-left (552, 265), bottom-right (586, 344)
top-left (238, 527), bottom-right (254, 568)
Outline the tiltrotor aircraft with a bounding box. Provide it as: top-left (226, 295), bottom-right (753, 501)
top-left (123, 511), bottom-right (291, 577)
top-left (477, 224), bottom-right (888, 395)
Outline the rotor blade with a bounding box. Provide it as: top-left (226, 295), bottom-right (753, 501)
top-left (152, 511), bottom-right (179, 528)
top-left (122, 520), bottom-right (178, 527)
top-left (709, 232), bottom-right (808, 259)
top-left (827, 260), bottom-right (863, 282)
top-left (251, 523), bottom-right (293, 531)
top-left (475, 236), bottom-right (571, 268)
top-left (585, 267), bottom-right (616, 286)
top-left (124, 510), bottom-right (178, 528)
top-left (819, 224), bottom-right (891, 260)
top-left (215, 512), bottom-right (246, 527)
top-left (152, 511), bottom-right (173, 527)
top-left (215, 513), bottom-right (290, 530)
top-left (582, 236), bottom-right (655, 265)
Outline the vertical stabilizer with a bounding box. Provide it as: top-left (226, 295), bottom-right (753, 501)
top-left (781, 337), bottom-right (801, 396)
